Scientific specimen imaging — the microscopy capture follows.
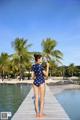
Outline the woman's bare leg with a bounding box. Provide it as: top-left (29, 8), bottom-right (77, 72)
top-left (33, 84), bottom-right (39, 118)
top-left (39, 83), bottom-right (46, 118)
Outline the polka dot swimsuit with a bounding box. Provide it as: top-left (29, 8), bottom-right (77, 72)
top-left (31, 63), bottom-right (45, 87)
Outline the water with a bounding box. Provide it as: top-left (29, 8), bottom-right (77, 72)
top-left (0, 84), bottom-right (31, 119)
top-left (55, 89), bottom-right (80, 120)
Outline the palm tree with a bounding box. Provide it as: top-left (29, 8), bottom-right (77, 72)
top-left (41, 38), bottom-right (63, 64)
top-left (41, 38), bottom-right (63, 76)
top-left (12, 38), bottom-right (32, 80)
top-left (0, 53), bottom-right (9, 80)
top-left (49, 60), bottom-right (57, 76)
top-left (9, 54), bottom-right (20, 78)
top-left (67, 63), bottom-right (76, 77)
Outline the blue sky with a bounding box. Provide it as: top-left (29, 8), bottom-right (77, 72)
top-left (0, 0), bottom-right (80, 65)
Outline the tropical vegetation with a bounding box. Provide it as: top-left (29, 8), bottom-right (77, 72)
top-left (0, 37), bottom-right (80, 80)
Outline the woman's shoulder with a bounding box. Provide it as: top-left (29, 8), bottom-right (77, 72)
top-left (31, 64), bottom-right (36, 71)
top-left (32, 64), bottom-right (36, 68)
top-left (32, 63), bottom-right (43, 68)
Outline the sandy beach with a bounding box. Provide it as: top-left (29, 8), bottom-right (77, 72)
top-left (0, 78), bottom-right (61, 84)
top-left (49, 84), bottom-right (80, 95)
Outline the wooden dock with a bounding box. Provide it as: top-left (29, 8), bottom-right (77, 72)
top-left (12, 85), bottom-right (70, 120)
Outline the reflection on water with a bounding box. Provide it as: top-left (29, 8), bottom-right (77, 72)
top-left (0, 84), bottom-right (31, 119)
top-left (56, 89), bottom-right (80, 120)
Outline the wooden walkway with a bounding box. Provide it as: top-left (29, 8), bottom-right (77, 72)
top-left (12, 85), bottom-right (70, 120)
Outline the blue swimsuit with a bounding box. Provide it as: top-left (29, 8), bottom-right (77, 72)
top-left (31, 63), bottom-right (45, 87)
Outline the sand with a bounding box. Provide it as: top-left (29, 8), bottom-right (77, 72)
top-left (49, 84), bottom-right (80, 95)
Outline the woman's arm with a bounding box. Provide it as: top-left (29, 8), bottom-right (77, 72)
top-left (43, 62), bottom-right (49, 77)
top-left (31, 71), bottom-right (35, 80)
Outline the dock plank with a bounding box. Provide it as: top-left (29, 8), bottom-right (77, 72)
top-left (12, 85), bottom-right (70, 120)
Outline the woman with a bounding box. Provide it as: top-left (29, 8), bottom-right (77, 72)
top-left (31, 54), bottom-right (49, 118)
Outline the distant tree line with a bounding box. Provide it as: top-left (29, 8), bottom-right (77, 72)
top-left (50, 63), bottom-right (80, 77)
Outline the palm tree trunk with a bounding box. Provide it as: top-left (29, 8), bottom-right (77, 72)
top-left (72, 72), bottom-right (73, 77)
top-left (19, 55), bottom-right (23, 81)
top-left (2, 70), bottom-right (4, 81)
top-left (19, 67), bottom-right (23, 81)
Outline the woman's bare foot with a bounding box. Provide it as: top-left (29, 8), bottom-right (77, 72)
top-left (36, 113), bottom-right (40, 118)
top-left (39, 113), bottom-right (47, 118)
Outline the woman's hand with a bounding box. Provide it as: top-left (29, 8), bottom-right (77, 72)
top-left (46, 62), bottom-right (49, 68)
top-left (43, 62), bottom-right (49, 77)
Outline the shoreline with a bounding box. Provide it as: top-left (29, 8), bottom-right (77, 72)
top-left (0, 79), bottom-right (61, 84)
top-left (0, 79), bottom-right (80, 95)
top-left (0, 77), bottom-right (79, 85)
top-left (49, 84), bottom-right (80, 95)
